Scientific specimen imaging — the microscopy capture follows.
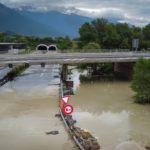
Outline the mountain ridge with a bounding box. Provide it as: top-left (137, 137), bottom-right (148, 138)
top-left (0, 3), bottom-right (93, 37)
top-left (0, 3), bottom-right (120, 37)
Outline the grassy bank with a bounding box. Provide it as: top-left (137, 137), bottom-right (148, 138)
top-left (0, 64), bottom-right (29, 86)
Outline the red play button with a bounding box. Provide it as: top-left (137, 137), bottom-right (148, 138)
top-left (62, 104), bottom-right (73, 115)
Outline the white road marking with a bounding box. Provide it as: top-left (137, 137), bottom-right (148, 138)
top-left (40, 73), bottom-right (44, 77)
top-left (64, 59), bottom-right (71, 61)
top-left (79, 58), bottom-right (85, 61)
top-left (63, 58), bottom-right (85, 62)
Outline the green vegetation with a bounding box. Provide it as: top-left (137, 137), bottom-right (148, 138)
top-left (5, 64), bottom-right (29, 81)
top-left (78, 63), bottom-right (114, 80)
top-left (131, 59), bottom-right (150, 104)
top-left (0, 18), bottom-right (150, 52)
top-left (83, 42), bottom-right (101, 50)
top-left (79, 19), bottom-right (150, 50)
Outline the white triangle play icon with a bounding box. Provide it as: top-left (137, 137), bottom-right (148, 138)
top-left (62, 96), bottom-right (69, 103)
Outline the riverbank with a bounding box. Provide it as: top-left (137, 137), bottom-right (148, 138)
top-left (59, 76), bottom-right (100, 150)
top-left (0, 64), bottom-right (29, 86)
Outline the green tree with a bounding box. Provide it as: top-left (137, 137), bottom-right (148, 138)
top-left (56, 36), bottom-right (73, 50)
top-left (143, 24), bottom-right (150, 40)
top-left (116, 23), bottom-right (131, 39)
top-left (142, 24), bottom-right (150, 49)
top-left (103, 24), bottom-right (120, 48)
top-left (131, 26), bottom-right (143, 39)
top-left (131, 26), bottom-right (143, 49)
top-left (120, 38), bottom-right (130, 49)
top-left (91, 18), bottom-right (108, 45)
top-left (79, 22), bottom-right (95, 47)
top-left (131, 58), bottom-right (150, 104)
top-left (83, 42), bottom-right (101, 50)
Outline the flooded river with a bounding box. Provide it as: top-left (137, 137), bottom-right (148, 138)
top-left (70, 69), bottom-right (150, 150)
top-left (0, 67), bottom-right (11, 79)
top-left (0, 65), bottom-right (75, 150)
top-left (0, 66), bottom-right (150, 150)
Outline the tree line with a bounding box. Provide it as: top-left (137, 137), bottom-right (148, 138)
top-left (79, 18), bottom-right (150, 50)
top-left (0, 18), bottom-right (150, 51)
top-left (0, 33), bottom-right (73, 51)
top-left (131, 59), bottom-right (150, 104)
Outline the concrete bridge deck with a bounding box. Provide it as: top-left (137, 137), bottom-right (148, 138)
top-left (0, 52), bottom-right (150, 66)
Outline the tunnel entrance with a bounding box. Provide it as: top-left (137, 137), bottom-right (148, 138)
top-left (36, 44), bottom-right (48, 53)
top-left (48, 45), bottom-right (57, 51)
top-left (36, 44), bottom-right (48, 51)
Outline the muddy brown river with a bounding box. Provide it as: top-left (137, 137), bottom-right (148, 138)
top-left (0, 67), bottom-right (150, 150)
top-left (70, 69), bottom-right (150, 150)
top-left (0, 65), bottom-right (75, 150)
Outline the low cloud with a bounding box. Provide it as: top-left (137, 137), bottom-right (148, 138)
top-left (0, 0), bottom-right (150, 26)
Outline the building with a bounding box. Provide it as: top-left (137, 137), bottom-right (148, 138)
top-left (0, 43), bottom-right (26, 54)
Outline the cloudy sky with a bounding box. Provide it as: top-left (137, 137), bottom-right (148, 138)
top-left (0, 0), bottom-right (150, 26)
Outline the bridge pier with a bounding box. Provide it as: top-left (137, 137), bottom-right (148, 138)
top-left (114, 62), bottom-right (135, 79)
top-left (61, 64), bottom-right (68, 81)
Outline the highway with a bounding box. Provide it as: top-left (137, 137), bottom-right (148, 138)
top-left (14, 64), bottom-right (60, 88)
top-left (0, 67), bottom-right (11, 79)
top-left (0, 52), bottom-right (150, 66)
top-left (0, 64), bottom-right (76, 150)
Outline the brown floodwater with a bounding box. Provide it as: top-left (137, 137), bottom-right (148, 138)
top-left (69, 69), bottom-right (150, 150)
top-left (0, 65), bottom-right (75, 150)
top-left (0, 66), bottom-right (150, 150)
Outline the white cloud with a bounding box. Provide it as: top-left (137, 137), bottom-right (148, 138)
top-left (0, 0), bottom-right (150, 26)
top-left (76, 7), bottom-right (124, 18)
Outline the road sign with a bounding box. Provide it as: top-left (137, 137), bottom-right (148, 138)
top-left (62, 96), bottom-right (70, 104)
top-left (132, 38), bottom-right (139, 51)
top-left (62, 104), bottom-right (74, 115)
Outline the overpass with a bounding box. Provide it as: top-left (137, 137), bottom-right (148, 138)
top-left (0, 52), bottom-right (150, 66)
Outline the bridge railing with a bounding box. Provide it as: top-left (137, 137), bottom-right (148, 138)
top-left (58, 49), bottom-right (150, 53)
top-left (58, 49), bottom-right (131, 53)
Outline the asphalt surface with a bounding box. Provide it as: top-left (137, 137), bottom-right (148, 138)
top-left (0, 52), bottom-right (150, 66)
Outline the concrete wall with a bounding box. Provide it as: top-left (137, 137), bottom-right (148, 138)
top-left (0, 43), bottom-right (26, 54)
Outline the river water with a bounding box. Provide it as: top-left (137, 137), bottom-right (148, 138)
top-left (0, 65), bottom-right (75, 150)
top-left (0, 66), bottom-right (150, 150)
top-left (70, 69), bottom-right (150, 150)
top-left (0, 67), bottom-right (11, 79)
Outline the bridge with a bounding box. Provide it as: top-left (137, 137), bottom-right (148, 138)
top-left (0, 52), bottom-right (150, 66)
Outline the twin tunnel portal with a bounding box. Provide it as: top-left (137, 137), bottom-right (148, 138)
top-left (36, 44), bottom-right (57, 52)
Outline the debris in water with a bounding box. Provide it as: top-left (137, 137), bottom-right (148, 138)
top-left (46, 130), bottom-right (59, 135)
top-left (146, 146), bottom-right (150, 150)
top-left (55, 114), bottom-right (61, 117)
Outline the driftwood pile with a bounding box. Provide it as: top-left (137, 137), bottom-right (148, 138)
top-left (64, 114), bottom-right (100, 150)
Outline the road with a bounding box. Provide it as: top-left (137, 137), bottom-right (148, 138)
top-left (0, 67), bottom-right (11, 79)
top-left (0, 52), bottom-right (150, 66)
top-left (14, 64), bottom-right (60, 88)
top-left (0, 64), bottom-right (75, 150)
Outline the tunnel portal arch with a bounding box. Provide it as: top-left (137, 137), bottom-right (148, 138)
top-left (36, 44), bottom-right (48, 52)
top-left (48, 45), bottom-right (57, 51)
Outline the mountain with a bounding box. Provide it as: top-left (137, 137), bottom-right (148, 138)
top-left (0, 3), bottom-right (55, 37)
top-left (21, 10), bottom-right (92, 37)
top-left (0, 3), bottom-right (92, 37)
